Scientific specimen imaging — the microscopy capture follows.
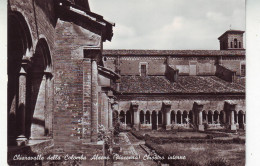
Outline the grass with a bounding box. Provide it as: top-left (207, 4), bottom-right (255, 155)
top-left (156, 142), bottom-right (245, 166)
top-left (150, 131), bottom-right (207, 138)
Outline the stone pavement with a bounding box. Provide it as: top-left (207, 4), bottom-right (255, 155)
top-left (113, 132), bottom-right (157, 166)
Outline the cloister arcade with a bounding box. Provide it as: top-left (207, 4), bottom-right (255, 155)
top-left (113, 108), bottom-right (246, 131)
top-left (8, 12), bottom-right (53, 146)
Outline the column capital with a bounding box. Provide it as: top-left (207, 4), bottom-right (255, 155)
top-left (44, 71), bottom-right (53, 79)
top-left (163, 100), bottom-right (172, 106)
top-left (19, 56), bottom-right (32, 75)
top-left (131, 101), bottom-right (139, 112)
top-left (193, 102), bottom-right (204, 112)
top-left (224, 101), bottom-right (237, 112)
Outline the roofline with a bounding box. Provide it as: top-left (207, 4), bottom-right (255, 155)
top-left (102, 49), bottom-right (245, 56)
top-left (218, 30), bottom-right (245, 40)
top-left (114, 92), bottom-right (245, 96)
top-left (58, 0), bottom-right (114, 42)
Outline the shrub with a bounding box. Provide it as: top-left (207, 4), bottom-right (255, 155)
top-left (233, 137), bottom-right (245, 144)
top-left (205, 134), bottom-right (214, 139)
top-left (130, 130), bottom-right (145, 140)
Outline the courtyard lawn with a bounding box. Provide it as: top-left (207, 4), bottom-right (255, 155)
top-left (149, 131), bottom-right (207, 138)
top-left (156, 142), bottom-right (245, 166)
top-left (136, 130), bottom-right (208, 138)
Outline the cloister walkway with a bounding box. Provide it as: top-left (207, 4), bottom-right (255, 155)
top-left (113, 132), bottom-right (157, 166)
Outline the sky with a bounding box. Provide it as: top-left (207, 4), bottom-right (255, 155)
top-left (90, 0), bottom-right (245, 50)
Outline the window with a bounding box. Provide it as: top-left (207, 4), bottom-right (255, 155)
top-left (234, 39), bottom-right (238, 48)
top-left (141, 64), bottom-right (147, 76)
top-left (241, 64), bottom-right (245, 77)
top-left (231, 42), bottom-right (233, 48)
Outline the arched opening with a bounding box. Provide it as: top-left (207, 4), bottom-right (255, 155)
top-left (158, 111), bottom-right (162, 125)
top-left (234, 39), bottom-right (238, 48)
top-left (220, 111), bottom-right (224, 124)
top-left (126, 110), bottom-right (131, 125)
top-left (146, 111), bottom-right (150, 124)
top-left (8, 12), bottom-right (33, 145)
top-left (234, 111), bottom-right (238, 124)
top-left (119, 111), bottom-right (125, 123)
top-left (177, 111), bottom-right (181, 124)
top-left (214, 111), bottom-right (219, 123)
top-left (171, 111), bottom-right (175, 124)
top-left (238, 111), bottom-right (244, 129)
top-left (29, 38), bottom-right (52, 139)
top-left (208, 111), bottom-right (213, 124)
top-left (188, 111), bottom-right (193, 124)
top-left (140, 111), bottom-right (144, 124)
top-left (202, 110), bottom-right (207, 123)
top-left (152, 111), bottom-right (157, 130)
top-left (183, 111), bottom-right (188, 124)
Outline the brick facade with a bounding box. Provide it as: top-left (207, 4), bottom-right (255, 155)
top-left (8, 0), bottom-right (115, 164)
top-left (8, 0), bottom-right (245, 164)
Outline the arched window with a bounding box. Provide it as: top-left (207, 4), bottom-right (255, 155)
top-left (208, 111), bottom-right (213, 124)
top-left (183, 111), bottom-right (188, 124)
top-left (234, 39), bottom-right (238, 48)
top-left (171, 111), bottom-right (175, 124)
top-left (213, 111), bottom-right (219, 123)
top-left (146, 111), bottom-right (150, 124)
top-left (140, 111), bottom-right (144, 124)
top-left (177, 111), bottom-right (181, 124)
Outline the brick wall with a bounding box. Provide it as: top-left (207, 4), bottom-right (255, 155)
top-left (9, 0), bottom-right (56, 139)
top-left (53, 19), bottom-right (101, 152)
top-left (9, 0), bottom-right (56, 53)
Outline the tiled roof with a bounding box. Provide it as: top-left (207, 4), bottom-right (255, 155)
top-left (119, 76), bottom-right (245, 94)
top-left (103, 49), bottom-right (245, 56)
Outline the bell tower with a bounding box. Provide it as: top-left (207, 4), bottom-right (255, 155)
top-left (218, 30), bottom-right (245, 50)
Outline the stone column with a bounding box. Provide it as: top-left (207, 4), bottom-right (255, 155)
top-left (199, 111), bottom-right (203, 125)
top-left (108, 100), bottom-right (113, 129)
top-left (196, 103), bottom-right (204, 131)
top-left (165, 107), bottom-right (171, 130)
top-left (45, 72), bottom-right (53, 137)
top-left (150, 114), bottom-right (152, 124)
top-left (230, 110), bottom-right (236, 130)
top-left (217, 114), bottom-right (220, 124)
top-left (206, 113), bottom-right (208, 123)
top-left (132, 104), bottom-right (139, 130)
top-left (175, 113), bottom-right (177, 124)
top-left (212, 114), bottom-right (214, 123)
top-left (101, 92), bottom-right (109, 128)
top-left (144, 114), bottom-right (146, 124)
top-left (243, 114), bottom-right (245, 124)
top-left (16, 59), bottom-right (30, 146)
top-left (91, 59), bottom-right (98, 142)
